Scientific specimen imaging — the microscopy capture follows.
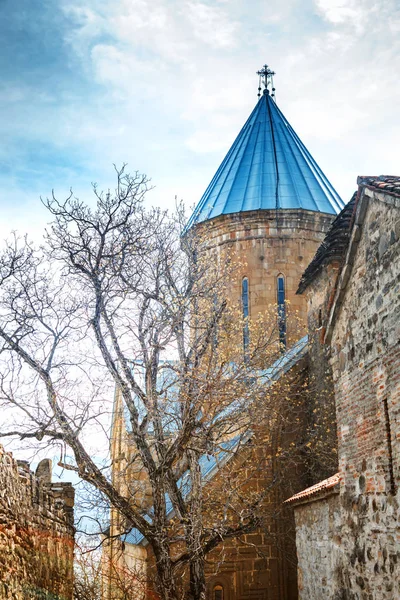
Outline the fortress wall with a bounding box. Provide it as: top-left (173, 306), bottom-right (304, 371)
top-left (0, 445), bottom-right (75, 600)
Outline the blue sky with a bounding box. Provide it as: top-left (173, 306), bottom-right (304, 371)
top-left (1, 0), bottom-right (399, 236)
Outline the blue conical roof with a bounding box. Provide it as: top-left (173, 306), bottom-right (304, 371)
top-left (186, 92), bottom-right (344, 229)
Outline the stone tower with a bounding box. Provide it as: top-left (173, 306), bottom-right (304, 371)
top-left (186, 67), bottom-right (343, 345)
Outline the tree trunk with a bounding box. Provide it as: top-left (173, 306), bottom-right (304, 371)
top-left (187, 449), bottom-right (206, 600)
top-left (189, 555), bottom-right (206, 600)
top-left (153, 544), bottom-right (179, 600)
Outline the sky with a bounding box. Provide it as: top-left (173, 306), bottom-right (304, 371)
top-left (0, 0), bottom-right (399, 239)
top-left (0, 0), bottom-right (399, 500)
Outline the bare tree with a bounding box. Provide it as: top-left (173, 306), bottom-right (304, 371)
top-left (74, 539), bottom-right (102, 600)
top-left (0, 168), bottom-right (330, 600)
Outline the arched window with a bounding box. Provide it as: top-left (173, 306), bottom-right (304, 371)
top-left (242, 277), bottom-right (249, 353)
top-left (277, 274), bottom-right (286, 349)
top-left (213, 585), bottom-right (224, 600)
top-left (212, 293), bottom-right (219, 349)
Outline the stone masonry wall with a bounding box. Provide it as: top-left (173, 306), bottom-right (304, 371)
top-left (197, 209), bottom-right (333, 342)
top-left (304, 264), bottom-right (339, 484)
top-left (329, 187), bottom-right (400, 599)
top-left (293, 492), bottom-right (340, 599)
top-left (0, 445), bottom-right (75, 600)
top-left (191, 359), bottom-right (310, 600)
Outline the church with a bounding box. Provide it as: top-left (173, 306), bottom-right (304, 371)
top-left (102, 66), bottom-right (398, 599)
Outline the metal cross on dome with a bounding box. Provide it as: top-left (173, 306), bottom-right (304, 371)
top-left (257, 64), bottom-right (276, 99)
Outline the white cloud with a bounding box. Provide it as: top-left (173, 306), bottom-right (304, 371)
top-left (3, 0), bottom-right (399, 220)
top-left (315, 0), bottom-right (366, 24)
top-left (183, 2), bottom-right (238, 48)
top-left (59, 0), bottom-right (399, 204)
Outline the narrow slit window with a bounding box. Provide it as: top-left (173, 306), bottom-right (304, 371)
top-left (277, 275), bottom-right (286, 348)
top-left (213, 585), bottom-right (224, 600)
top-left (383, 396), bottom-right (396, 494)
top-left (242, 277), bottom-right (249, 353)
top-left (212, 293), bottom-right (219, 349)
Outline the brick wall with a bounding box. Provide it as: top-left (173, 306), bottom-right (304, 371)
top-left (0, 445), bottom-right (75, 600)
top-left (188, 359), bottom-right (310, 600)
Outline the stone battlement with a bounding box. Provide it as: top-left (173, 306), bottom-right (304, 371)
top-left (0, 444), bottom-right (75, 600)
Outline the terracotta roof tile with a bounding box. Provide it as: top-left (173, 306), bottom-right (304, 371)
top-left (284, 473), bottom-right (340, 505)
top-left (357, 175), bottom-right (400, 197)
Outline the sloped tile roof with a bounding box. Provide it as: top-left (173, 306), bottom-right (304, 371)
top-left (185, 92), bottom-right (344, 230)
top-left (284, 472), bottom-right (340, 505)
top-left (297, 193), bottom-right (356, 294)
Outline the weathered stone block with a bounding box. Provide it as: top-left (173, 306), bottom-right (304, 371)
top-left (0, 445), bottom-right (75, 600)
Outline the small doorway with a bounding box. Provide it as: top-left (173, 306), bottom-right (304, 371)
top-left (213, 585), bottom-right (224, 600)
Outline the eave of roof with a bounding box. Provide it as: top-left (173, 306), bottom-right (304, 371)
top-left (284, 472), bottom-right (340, 506)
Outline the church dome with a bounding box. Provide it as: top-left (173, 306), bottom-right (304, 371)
top-left (186, 85), bottom-right (344, 230)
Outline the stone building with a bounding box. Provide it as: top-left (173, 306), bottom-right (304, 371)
top-left (287, 176), bottom-right (400, 599)
top-left (103, 67), bottom-right (344, 600)
top-left (0, 444), bottom-right (75, 600)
